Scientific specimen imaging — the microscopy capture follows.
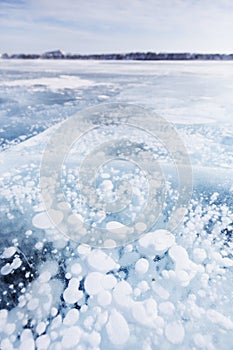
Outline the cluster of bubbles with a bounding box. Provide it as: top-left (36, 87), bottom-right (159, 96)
top-left (40, 103), bottom-right (192, 248)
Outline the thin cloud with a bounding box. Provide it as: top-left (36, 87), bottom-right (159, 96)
top-left (1, 0), bottom-right (233, 53)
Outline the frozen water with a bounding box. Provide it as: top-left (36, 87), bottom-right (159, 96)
top-left (0, 60), bottom-right (233, 349)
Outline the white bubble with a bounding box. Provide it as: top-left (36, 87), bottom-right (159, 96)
top-left (106, 309), bottom-right (130, 346)
top-left (104, 239), bottom-right (117, 248)
top-left (61, 327), bottom-right (81, 349)
top-left (1, 247), bottom-right (16, 259)
top-left (32, 212), bottom-right (52, 229)
top-left (165, 322), bottom-right (185, 345)
top-left (84, 272), bottom-right (104, 295)
top-left (63, 309), bottom-right (79, 326)
top-left (135, 258), bottom-right (149, 274)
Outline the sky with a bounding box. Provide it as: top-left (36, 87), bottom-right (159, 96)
top-left (0, 0), bottom-right (233, 54)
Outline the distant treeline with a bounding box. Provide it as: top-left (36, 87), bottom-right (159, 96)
top-left (1, 50), bottom-right (233, 60)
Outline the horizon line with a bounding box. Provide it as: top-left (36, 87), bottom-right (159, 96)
top-left (1, 50), bottom-right (233, 61)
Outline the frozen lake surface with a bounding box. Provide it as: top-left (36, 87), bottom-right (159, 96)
top-left (0, 60), bottom-right (232, 349)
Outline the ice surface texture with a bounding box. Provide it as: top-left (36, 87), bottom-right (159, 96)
top-left (0, 60), bottom-right (232, 349)
top-left (39, 103), bottom-right (192, 247)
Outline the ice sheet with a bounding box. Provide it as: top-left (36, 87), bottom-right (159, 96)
top-left (0, 60), bottom-right (232, 350)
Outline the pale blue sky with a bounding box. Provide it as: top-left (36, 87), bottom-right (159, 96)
top-left (1, 0), bottom-right (233, 54)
